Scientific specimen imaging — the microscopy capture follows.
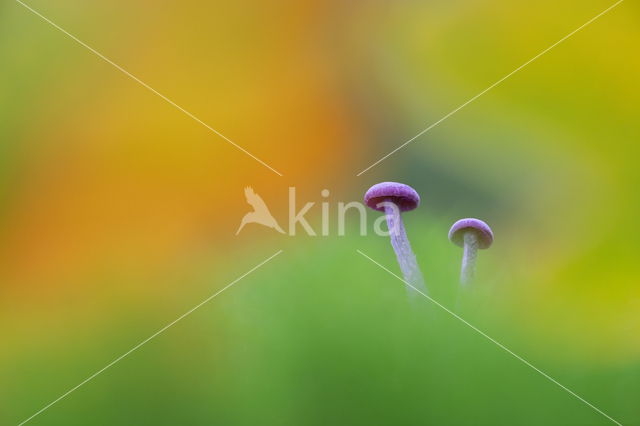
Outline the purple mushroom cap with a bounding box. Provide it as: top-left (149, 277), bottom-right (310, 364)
top-left (449, 218), bottom-right (494, 249)
top-left (364, 182), bottom-right (420, 212)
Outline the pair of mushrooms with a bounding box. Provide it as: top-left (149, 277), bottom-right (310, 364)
top-left (364, 182), bottom-right (493, 311)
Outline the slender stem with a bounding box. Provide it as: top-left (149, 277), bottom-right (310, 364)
top-left (384, 200), bottom-right (430, 301)
top-left (460, 231), bottom-right (478, 288)
top-left (455, 231), bottom-right (478, 313)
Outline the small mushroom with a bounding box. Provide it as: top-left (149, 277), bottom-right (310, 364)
top-left (448, 218), bottom-right (493, 310)
top-left (365, 182), bottom-right (430, 304)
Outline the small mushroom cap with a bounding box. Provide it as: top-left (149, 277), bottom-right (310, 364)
top-left (448, 218), bottom-right (494, 249)
top-left (364, 182), bottom-right (420, 212)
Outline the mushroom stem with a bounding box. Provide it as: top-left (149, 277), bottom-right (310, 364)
top-left (384, 199), bottom-right (430, 302)
top-left (455, 231), bottom-right (479, 313)
top-left (460, 231), bottom-right (479, 289)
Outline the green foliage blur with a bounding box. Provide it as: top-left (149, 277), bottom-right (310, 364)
top-left (6, 224), bottom-right (640, 425)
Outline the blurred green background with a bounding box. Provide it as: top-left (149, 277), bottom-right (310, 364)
top-left (1, 0), bottom-right (639, 425)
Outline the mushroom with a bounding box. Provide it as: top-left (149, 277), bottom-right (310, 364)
top-left (448, 218), bottom-right (493, 310)
top-left (365, 182), bottom-right (430, 304)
